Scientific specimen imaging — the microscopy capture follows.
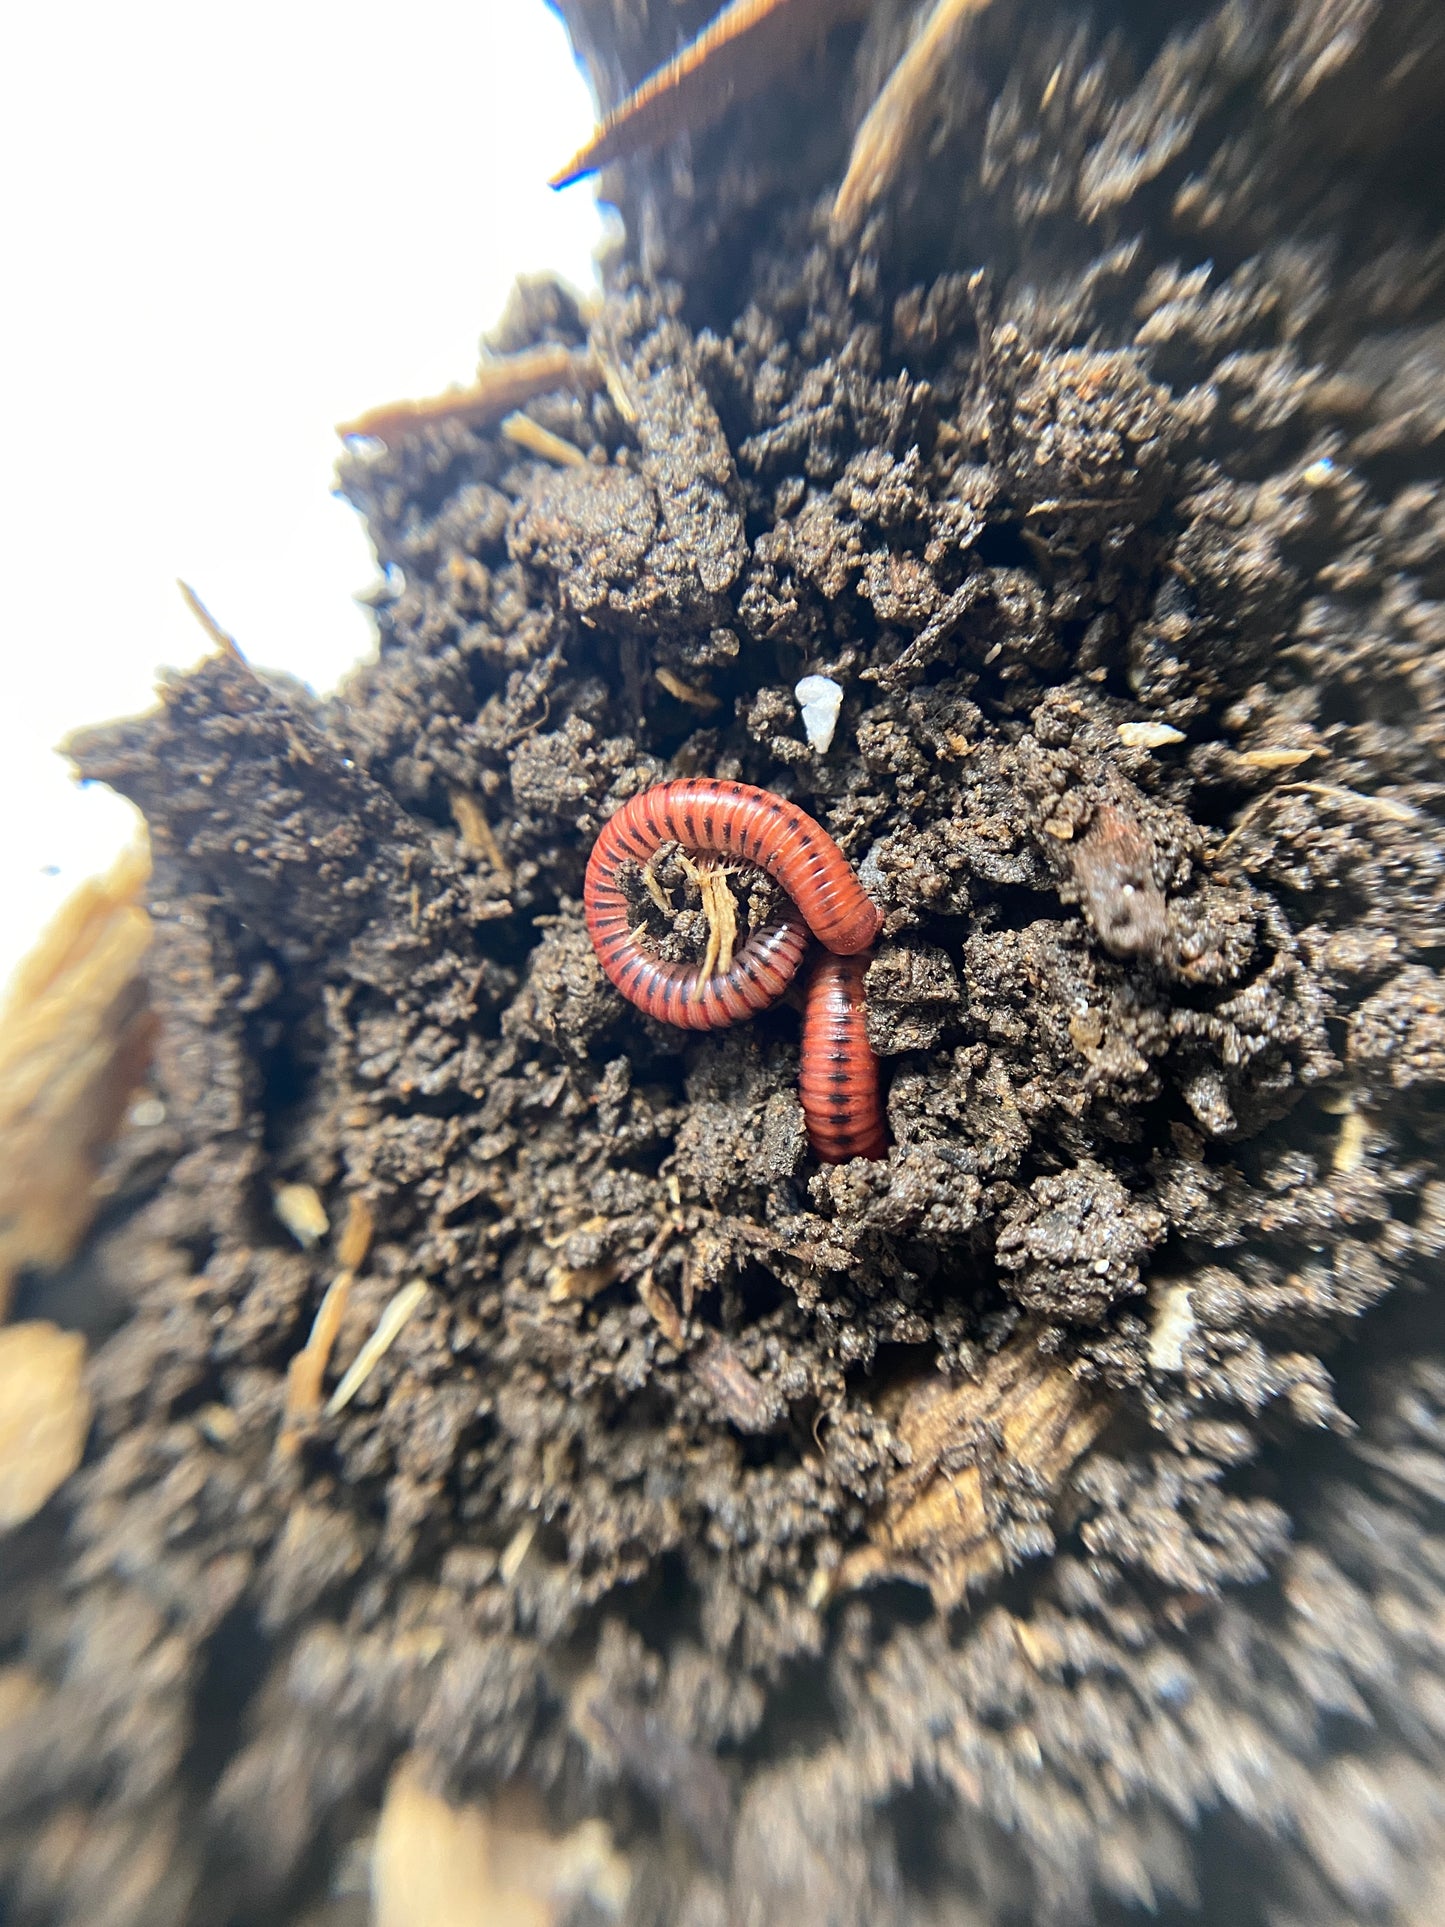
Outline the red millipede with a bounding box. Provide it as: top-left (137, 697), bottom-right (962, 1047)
top-left (583, 778), bottom-right (888, 1161)
top-left (798, 953), bottom-right (889, 1164)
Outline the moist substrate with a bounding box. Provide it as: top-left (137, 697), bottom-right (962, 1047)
top-left (8, 1), bottom-right (1445, 1921)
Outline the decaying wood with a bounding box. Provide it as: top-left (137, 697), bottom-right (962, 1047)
top-left (837, 1328), bottom-right (1111, 1608)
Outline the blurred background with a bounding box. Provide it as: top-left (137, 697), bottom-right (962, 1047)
top-left (0, 0), bottom-right (603, 992)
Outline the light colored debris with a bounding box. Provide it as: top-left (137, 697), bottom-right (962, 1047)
top-left (177, 579), bottom-right (245, 659)
top-left (279, 1197), bottom-right (377, 1450)
top-left (451, 791), bottom-right (513, 885)
top-left (1284, 781), bottom-right (1419, 822)
top-left (1238, 746), bottom-right (1318, 770)
top-left (549, 0), bottom-right (868, 188)
top-left (0, 843), bottom-right (153, 1318)
top-left (639, 856), bottom-right (674, 916)
top-left (372, 1758), bottom-right (630, 1927)
top-left (325, 1279), bottom-right (429, 1419)
top-left (548, 1259), bottom-right (624, 1304)
top-left (281, 1271), bottom-right (355, 1446)
top-left (0, 1666), bottom-right (45, 1728)
top-left (273, 1182), bottom-right (329, 1250)
top-left (1148, 1282), bottom-right (1196, 1373)
top-left (1334, 1104), bottom-right (1371, 1176)
top-left (677, 854), bottom-right (740, 984)
top-left (593, 349), bottom-right (638, 426)
top-left (795, 673), bottom-right (844, 753)
top-left (499, 1517), bottom-right (539, 1587)
top-left (0, 1322), bottom-right (90, 1533)
top-left (655, 666), bottom-right (721, 710)
top-left (833, 0), bottom-right (995, 236)
top-left (500, 411), bottom-right (587, 467)
top-left (336, 1195), bottom-right (377, 1274)
top-left (1117, 720), bottom-right (1186, 750)
top-left (337, 345), bottom-right (595, 446)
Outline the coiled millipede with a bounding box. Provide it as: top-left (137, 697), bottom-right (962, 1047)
top-left (584, 779), bottom-right (888, 1162)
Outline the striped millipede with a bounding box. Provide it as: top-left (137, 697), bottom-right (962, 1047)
top-left (583, 778), bottom-right (888, 1161)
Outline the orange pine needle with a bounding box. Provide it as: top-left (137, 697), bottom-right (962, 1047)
top-left (337, 344), bottom-right (594, 446)
top-left (550, 0), bottom-right (869, 189)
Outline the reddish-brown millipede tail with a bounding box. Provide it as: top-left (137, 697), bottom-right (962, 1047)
top-left (798, 952), bottom-right (888, 1163)
top-left (584, 778), bottom-right (882, 1032)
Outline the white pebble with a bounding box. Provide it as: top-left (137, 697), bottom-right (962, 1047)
top-left (795, 675), bottom-right (844, 754)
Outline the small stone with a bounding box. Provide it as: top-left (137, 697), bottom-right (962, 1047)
top-left (795, 675), bottom-right (844, 754)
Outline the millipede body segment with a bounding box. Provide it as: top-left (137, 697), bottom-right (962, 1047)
top-left (584, 778), bottom-right (888, 1160)
top-left (798, 952), bottom-right (889, 1163)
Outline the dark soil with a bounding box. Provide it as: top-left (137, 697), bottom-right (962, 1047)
top-left (8, 1), bottom-right (1445, 1921)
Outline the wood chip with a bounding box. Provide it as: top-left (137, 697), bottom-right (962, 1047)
top-left (337, 345), bottom-right (595, 446)
top-left (833, 0), bottom-right (994, 237)
top-left (0, 844), bottom-right (154, 1318)
top-left (1117, 721), bottom-right (1186, 749)
top-left (0, 1323), bottom-right (91, 1533)
top-left (1238, 746), bottom-right (1318, 770)
top-left (373, 1758), bottom-right (630, 1927)
top-left (280, 1270), bottom-right (355, 1444)
top-left (324, 1279), bottom-right (429, 1418)
top-left (501, 411), bottom-right (587, 467)
top-left (550, 0), bottom-right (869, 188)
top-left (273, 1182), bottom-right (329, 1249)
top-left (637, 1267), bottom-right (685, 1350)
top-left (335, 1194), bottom-right (375, 1274)
top-left (836, 1330), bottom-right (1109, 1608)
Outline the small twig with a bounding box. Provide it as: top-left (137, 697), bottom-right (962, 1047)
top-left (501, 411), bottom-right (587, 467)
top-left (833, 0), bottom-right (995, 237)
top-left (177, 580), bottom-right (245, 660)
top-left (325, 1279), bottom-right (429, 1418)
top-left (450, 792), bottom-right (513, 886)
top-left (337, 346), bottom-right (595, 446)
top-left (549, 0), bottom-right (868, 189)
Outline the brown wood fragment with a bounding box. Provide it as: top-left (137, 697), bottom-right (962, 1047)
top-left (450, 791), bottom-right (513, 886)
top-left (1067, 803), bottom-right (1169, 961)
top-left (278, 1197), bottom-right (375, 1452)
top-left (550, 0), bottom-right (870, 189)
top-left (836, 1330), bottom-right (1110, 1608)
top-left (691, 1334), bottom-right (784, 1434)
top-left (338, 345), bottom-right (596, 446)
top-left (654, 666), bottom-right (721, 710)
top-left (833, 0), bottom-right (994, 237)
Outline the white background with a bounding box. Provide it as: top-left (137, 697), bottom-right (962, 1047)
top-left (1, 0), bottom-right (603, 992)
